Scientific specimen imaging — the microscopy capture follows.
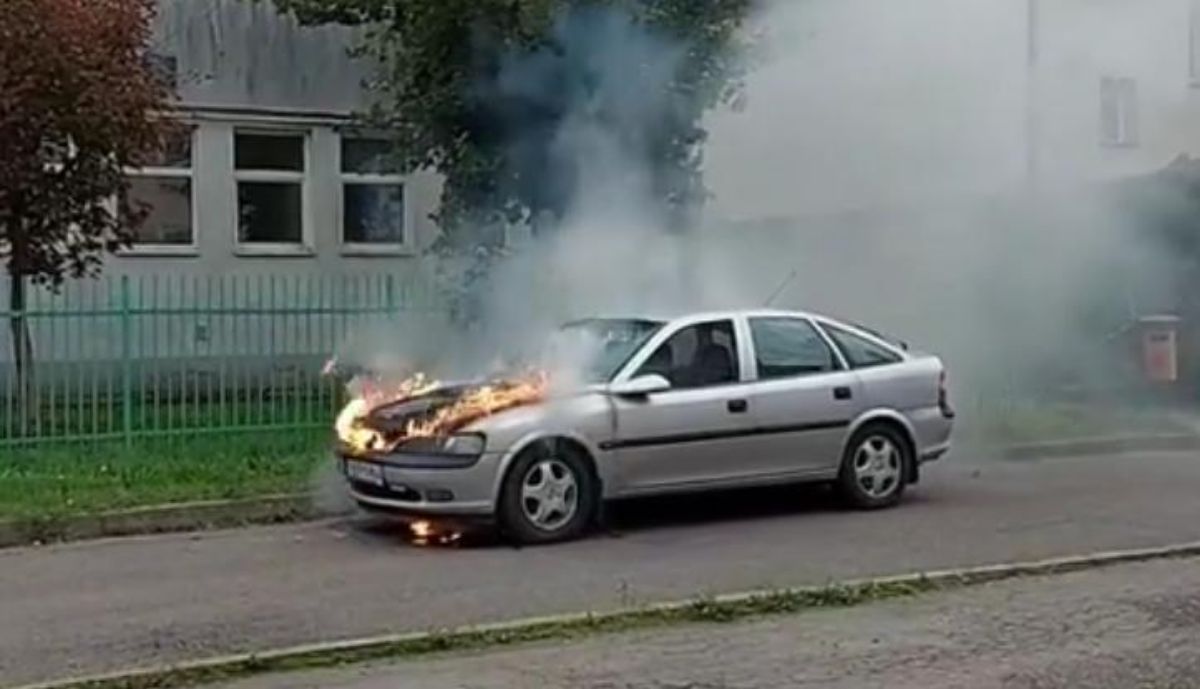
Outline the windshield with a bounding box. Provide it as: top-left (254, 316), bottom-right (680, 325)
top-left (551, 318), bottom-right (664, 383)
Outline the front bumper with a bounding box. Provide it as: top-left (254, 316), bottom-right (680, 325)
top-left (338, 451), bottom-right (502, 518)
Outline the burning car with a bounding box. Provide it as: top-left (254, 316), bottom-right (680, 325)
top-left (333, 309), bottom-right (955, 544)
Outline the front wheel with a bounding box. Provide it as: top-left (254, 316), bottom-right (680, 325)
top-left (836, 424), bottom-right (909, 509)
top-left (497, 441), bottom-right (598, 545)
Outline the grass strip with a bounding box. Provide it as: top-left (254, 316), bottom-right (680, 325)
top-left (964, 400), bottom-right (1191, 444)
top-left (0, 494), bottom-right (319, 549)
top-left (0, 432), bottom-right (327, 522)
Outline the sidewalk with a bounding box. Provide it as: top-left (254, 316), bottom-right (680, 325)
top-left (217, 555), bottom-right (1200, 689)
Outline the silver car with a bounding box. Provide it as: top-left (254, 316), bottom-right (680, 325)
top-left (337, 309), bottom-right (955, 544)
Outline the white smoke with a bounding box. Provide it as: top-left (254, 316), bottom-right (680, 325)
top-left (342, 0), bottom-right (1192, 418)
top-left (695, 0), bottom-right (1188, 407)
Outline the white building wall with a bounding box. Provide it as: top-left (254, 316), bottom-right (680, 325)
top-left (1033, 0), bottom-right (1200, 184)
top-left (704, 0), bottom-right (1200, 223)
top-left (102, 0), bottom-right (444, 281)
top-left (156, 0), bottom-right (369, 113)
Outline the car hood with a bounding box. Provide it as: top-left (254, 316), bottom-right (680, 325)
top-left (361, 374), bottom-right (604, 438)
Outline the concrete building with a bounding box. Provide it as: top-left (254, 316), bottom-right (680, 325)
top-left (0, 0), bottom-right (443, 380)
top-left (704, 0), bottom-right (1200, 223)
top-left (118, 0), bottom-right (441, 279)
top-left (10, 0), bottom-right (1200, 352)
top-left (37, 0), bottom-right (1200, 278)
top-left (695, 0), bottom-right (1200, 398)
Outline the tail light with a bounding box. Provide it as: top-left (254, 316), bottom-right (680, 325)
top-left (937, 370), bottom-right (955, 419)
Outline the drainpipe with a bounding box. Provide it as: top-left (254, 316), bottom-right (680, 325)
top-left (1025, 0), bottom-right (1040, 190)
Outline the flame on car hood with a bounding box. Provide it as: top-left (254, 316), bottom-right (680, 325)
top-left (334, 370), bottom-right (550, 455)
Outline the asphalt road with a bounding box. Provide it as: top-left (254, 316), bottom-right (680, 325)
top-left (215, 555), bottom-right (1200, 689)
top-left (4, 451), bottom-right (1200, 687)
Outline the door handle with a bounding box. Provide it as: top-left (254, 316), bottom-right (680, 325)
top-left (727, 399), bottom-right (749, 414)
top-left (833, 386), bottom-right (852, 401)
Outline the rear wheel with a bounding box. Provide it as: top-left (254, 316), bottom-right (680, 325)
top-left (498, 441), bottom-right (597, 545)
top-left (837, 424), bottom-right (909, 509)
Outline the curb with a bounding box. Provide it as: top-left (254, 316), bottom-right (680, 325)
top-left (3, 433), bottom-right (1196, 550)
top-left (15, 539), bottom-right (1200, 689)
top-left (0, 494), bottom-right (323, 549)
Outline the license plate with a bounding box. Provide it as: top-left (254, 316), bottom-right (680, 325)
top-left (345, 459), bottom-right (383, 486)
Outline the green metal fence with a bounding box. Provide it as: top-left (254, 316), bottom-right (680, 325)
top-left (0, 272), bottom-right (442, 448)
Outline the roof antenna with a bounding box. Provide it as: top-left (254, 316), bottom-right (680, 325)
top-left (763, 269), bottom-right (798, 307)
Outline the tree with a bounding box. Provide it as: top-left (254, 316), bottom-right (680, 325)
top-left (0, 0), bottom-right (176, 396)
top-left (273, 0), bottom-right (755, 248)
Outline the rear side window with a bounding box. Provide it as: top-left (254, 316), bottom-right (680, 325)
top-left (823, 323), bottom-right (903, 369)
top-left (749, 318), bottom-right (838, 380)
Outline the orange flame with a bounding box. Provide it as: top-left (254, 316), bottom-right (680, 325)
top-left (334, 371), bottom-right (548, 454)
top-left (335, 373), bottom-right (442, 454)
top-left (402, 371), bottom-right (549, 439)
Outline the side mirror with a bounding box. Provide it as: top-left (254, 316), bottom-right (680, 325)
top-left (609, 374), bottom-right (671, 397)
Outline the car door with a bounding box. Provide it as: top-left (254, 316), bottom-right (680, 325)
top-left (743, 316), bottom-right (865, 475)
top-left (607, 318), bottom-right (758, 493)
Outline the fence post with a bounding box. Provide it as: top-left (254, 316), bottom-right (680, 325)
top-left (385, 274), bottom-right (396, 315)
top-left (10, 273), bottom-right (30, 438)
top-left (120, 275), bottom-right (133, 448)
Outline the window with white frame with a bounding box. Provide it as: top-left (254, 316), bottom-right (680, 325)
top-left (234, 130), bottom-right (307, 247)
top-left (340, 137), bottom-right (408, 249)
top-left (1099, 77), bottom-right (1138, 147)
top-left (123, 128), bottom-right (195, 246)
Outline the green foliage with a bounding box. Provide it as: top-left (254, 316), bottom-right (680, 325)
top-left (0, 0), bottom-right (177, 288)
top-left (2, 0), bottom-right (179, 397)
top-left (273, 0), bottom-right (755, 250)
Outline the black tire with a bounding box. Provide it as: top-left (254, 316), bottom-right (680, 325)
top-left (836, 423), bottom-right (910, 509)
top-left (497, 440), bottom-right (598, 545)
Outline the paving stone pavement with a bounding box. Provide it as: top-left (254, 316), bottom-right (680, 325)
top-left (218, 556), bottom-right (1200, 689)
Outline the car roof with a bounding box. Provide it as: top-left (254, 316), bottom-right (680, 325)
top-left (666, 308), bottom-right (824, 324)
top-left (564, 308), bottom-right (831, 327)
top-left (565, 309), bottom-right (910, 361)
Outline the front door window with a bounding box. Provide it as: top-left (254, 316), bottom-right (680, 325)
top-left (635, 320), bottom-right (739, 388)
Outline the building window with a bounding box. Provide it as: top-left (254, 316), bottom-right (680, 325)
top-left (340, 137), bottom-right (408, 251)
top-left (235, 130), bottom-right (307, 248)
top-left (1100, 77), bottom-right (1138, 147)
top-left (125, 128), bottom-right (194, 247)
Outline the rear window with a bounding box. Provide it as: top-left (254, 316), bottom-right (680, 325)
top-left (822, 323), bottom-right (903, 369)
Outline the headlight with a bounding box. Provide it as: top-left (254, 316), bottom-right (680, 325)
top-left (398, 433), bottom-right (487, 457)
top-left (439, 433), bottom-right (486, 456)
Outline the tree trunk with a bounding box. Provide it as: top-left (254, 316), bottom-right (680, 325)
top-left (9, 271), bottom-right (33, 421)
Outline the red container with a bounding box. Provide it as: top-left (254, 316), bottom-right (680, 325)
top-left (1139, 315), bottom-right (1181, 383)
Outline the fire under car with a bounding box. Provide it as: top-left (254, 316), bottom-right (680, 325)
top-left (334, 309), bottom-right (956, 544)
